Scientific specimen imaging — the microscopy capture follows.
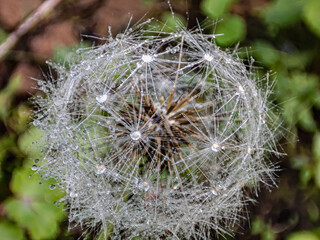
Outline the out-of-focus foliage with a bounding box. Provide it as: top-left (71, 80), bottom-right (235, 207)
top-left (201, 0), bottom-right (235, 18)
top-left (0, 28), bottom-right (7, 44)
top-left (0, 75), bottom-right (66, 239)
top-left (214, 15), bottom-right (246, 46)
top-left (302, 0), bottom-right (320, 38)
top-left (201, 0), bottom-right (246, 46)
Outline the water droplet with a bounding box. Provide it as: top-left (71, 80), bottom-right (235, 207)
top-left (31, 165), bottom-right (38, 171)
top-left (96, 163), bottom-right (106, 174)
top-left (70, 192), bottom-right (78, 197)
top-left (238, 85), bottom-right (245, 94)
top-left (34, 159), bottom-right (40, 164)
top-left (54, 99), bottom-right (63, 106)
top-left (33, 120), bottom-right (40, 126)
top-left (211, 189), bottom-right (218, 196)
top-left (49, 184), bottom-right (56, 190)
top-left (211, 142), bottom-right (220, 152)
top-left (170, 48), bottom-right (177, 54)
top-left (96, 94), bottom-right (108, 103)
top-left (203, 53), bottom-right (213, 62)
top-left (141, 54), bottom-right (153, 63)
top-left (130, 131), bottom-right (141, 141)
top-left (139, 182), bottom-right (150, 191)
top-left (247, 147), bottom-right (252, 153)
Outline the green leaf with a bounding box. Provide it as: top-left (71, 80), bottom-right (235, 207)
top-left (18, 127), bottom-right (43, 158)
top-left (161, 12), bottom-right (187, 32)
top-left (0, 74), bottom-right (22, 119)
top-left (280, 51), bottom-right (314, 70)
top-left (0, 28), bottom-right (8, 44)
top-left (53, 42), bottom-right (91, 67)
top-left (5, 166), bottom-right (65, 239)
top-left (252, 40), bottom-right (279, 67)
top-left (300, 167), bottom-right (312, 187)
top-left (215, 15), bottom-right (246, 46)
top-left (315, 162), bottom-right (320, 189)
top-left (275, 71), bottom-right (319, 130)
top-left (0, 135), bottom-right (15, 166)
top-left (201, 0), bottom-right (235, 19)
top-left (5, 198), bottom-right (64, 240)
top-left (313, 132), bottom-right (320, 161)
top-left (10, 164), bottom-right (64, 201)
top-left (286, 231), bottom-right (319, 240)
top-left (0, 221), bottom-right (25, 240)
top-left (299, 108), bottom-right (317, 132)
top-left (303, 0), bottom-right (320, 37)
top-left (262, 229), bottom-right (276, 240)
top-left (262, 0), bottom-right (305, 30)
top-left (251, 218), bottom-right (266, 235)
top-left (140, 0), bottom-right (156, 6)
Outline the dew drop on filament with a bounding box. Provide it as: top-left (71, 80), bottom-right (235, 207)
top-left (211, 142), bottom-right (220, 152)
top-left (130, 131), bottom-right (141, 141)
top-left (141, 54), bottom-right (153, 63)
top-left (96, 94), bottom-right (108, 103)
top-left (203, 53), bottom-right (213, 62)
top-left (96, 164), bottom-right (106, 174)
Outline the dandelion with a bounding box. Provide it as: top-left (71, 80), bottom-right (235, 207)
top-left (32, 19), bottom-right (280, 239)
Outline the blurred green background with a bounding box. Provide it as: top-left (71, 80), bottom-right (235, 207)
top-left (0, 0), bottom-right (320, 239)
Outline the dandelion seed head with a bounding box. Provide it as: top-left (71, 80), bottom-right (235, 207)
top-left (32, 18), bottom-right (280, 240)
